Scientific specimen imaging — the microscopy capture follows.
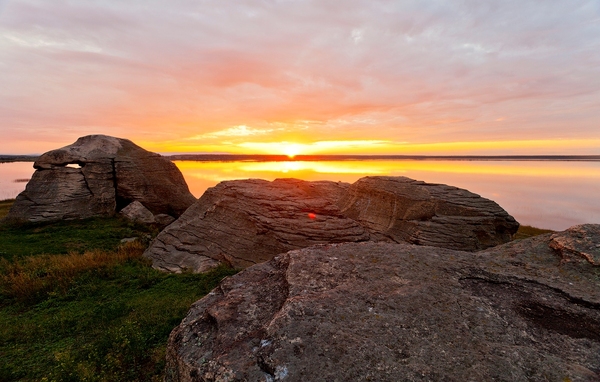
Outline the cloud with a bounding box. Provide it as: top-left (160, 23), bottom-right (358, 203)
top-left (188, 125), bottom-right (275, 140)
top-left (0, 0), bottom-right (599, 153)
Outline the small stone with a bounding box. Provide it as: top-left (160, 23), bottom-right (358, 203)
top-left (154, 213), bottom-right (176, 227)
top-left (120, 201), bottom-right (155, 224)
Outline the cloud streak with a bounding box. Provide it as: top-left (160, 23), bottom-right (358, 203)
top-left (1, 0), bottom-right (599, 154)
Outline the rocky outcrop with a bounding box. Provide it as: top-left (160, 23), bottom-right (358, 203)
top-left (165, 224), bottom-right (600, 382)
top-left (145, 176), bottom-right (518, 273)
top-left (145, 178), bottom-right (370, 272)
top-left (6, 135), bottom-right (196, 223)
top-left (339, 176), bottom-right (518, 251)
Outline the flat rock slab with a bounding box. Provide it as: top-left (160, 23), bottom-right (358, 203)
top-left (145, 176), bottom-right (519, 273)
top-left (7, 135), bottom-right (196, 223)
top-left (165, 224), bottom-right (600, 382)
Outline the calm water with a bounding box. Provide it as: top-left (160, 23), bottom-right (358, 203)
top-left (2, 160), bottom-right (599, 231)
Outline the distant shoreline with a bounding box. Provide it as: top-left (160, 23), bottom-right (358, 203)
top-left (166, 154), bottom-right (600, 162)
top-left (0, 155), bottom-right (39, 163)
top-left (3, 154), bottom-right (600, 163)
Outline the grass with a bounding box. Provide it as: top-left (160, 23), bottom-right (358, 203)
top-left (0, 216), bottom-right (157, 261)
top-left (0, 200), bottom-right (238, 382)
top-left (514, 225), bottom-right (555, 240)
top-left (0, 199), bottom-right (14, 219)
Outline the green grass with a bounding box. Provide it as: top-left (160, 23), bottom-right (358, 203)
top-left (0, 216), bottom-right (157, 261)
top-left (0, 259), bottom-right (236, 382)
top-left (0, 199), bottom-right (14, 219)
top-left (514, 225), bottom-right (555, 240)
top-left (0, 200), bottom-right (238, 381)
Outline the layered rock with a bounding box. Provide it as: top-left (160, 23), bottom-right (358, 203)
top-left (145, 176), bottom-right (518, 273)
top-left (165, 224), bottom-right (600, 382)
top-left (339, 176), bottom-right (518, 251)
top-left (145, 178), bottom-right (370, 272)
top-left (6, 135), bottom-right (196, 223)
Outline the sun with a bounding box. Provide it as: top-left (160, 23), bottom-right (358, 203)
top-left (278, 142), bottom-right (305, 158)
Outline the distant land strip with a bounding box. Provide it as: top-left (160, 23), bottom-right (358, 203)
top-left (3, 154), bottom-right (600, 163)
top-left (0, 155), bottom-right (39, 163)
top-left (166, 154), bottom-right (600, 162)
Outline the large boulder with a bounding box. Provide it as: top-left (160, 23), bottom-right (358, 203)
top-left (145, 176), bottom-right (518, 273)
top-left (6, 135), bottom-right (196, 223)
top-left (165, 224), bottom-right (600, 382)
top-left (338, 176), bottom-right (518, 251)
top-left (145, 178), bottom-right (370, 272)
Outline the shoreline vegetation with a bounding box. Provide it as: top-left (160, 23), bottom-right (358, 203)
top-left (0, 200), bottom-right (237, 382)
top-left (0, 200), bottom-right (554, 380)
top-left (2, 154), bottom-right (600, 163)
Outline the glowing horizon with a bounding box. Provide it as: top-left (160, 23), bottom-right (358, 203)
top-left (139, 137), bottom-right (600, 157)
top-left (1, 1), bottom-right (599, 155)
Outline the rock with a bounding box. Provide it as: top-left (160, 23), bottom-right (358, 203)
top-left (145, 176), bottom-right (518, 273)
top-left (120, 201), bottom-right (156, 224)
top-left (6, 135), bottom-right (196, 223)
top-left (549, 224), bottom-right (600, 265)
top-left (144, 178), bottom-right (370, 273)
top-left (338, 176), bottom-right (519, 251)
top-left (165, 224), bottom-right (600, 382)
top-left (155, 214), bottom-right (176, 227)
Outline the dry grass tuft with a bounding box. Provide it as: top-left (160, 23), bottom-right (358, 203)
top-left (0, 240), bottom-right (147, 303)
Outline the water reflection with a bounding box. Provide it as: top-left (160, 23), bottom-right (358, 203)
top-left (175, 160), bottom-right (600, 231)
top-left (0, 162), bottom-right (34, 201)
top-left (0, 160), bottom-right (598, 231)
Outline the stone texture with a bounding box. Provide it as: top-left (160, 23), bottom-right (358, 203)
top-left (6, 135), bottom-right (196, 223)
top-left (155, 214), bottom-right (176, 227)
top-left (145, 178), bottom-right (370, 272)
top-left (549, 224), bottom-right (600, 265)
top-left (120, 201), bottom-right (156, 224)
top-left (145, 176), bottom-right (518, 273)
top-left (338, 176), bottom-right (519, 251)
top-left (165, 225), bottom-right (600, 382)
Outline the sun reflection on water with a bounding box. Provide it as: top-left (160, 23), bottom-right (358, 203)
top-left (174, 160), bottom-right (600, 231)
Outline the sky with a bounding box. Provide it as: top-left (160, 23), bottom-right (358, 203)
top-left (1, 0), bottom-right (599, 156)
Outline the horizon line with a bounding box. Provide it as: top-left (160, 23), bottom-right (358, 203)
top-left (2, 154), bottom-right (600, 163)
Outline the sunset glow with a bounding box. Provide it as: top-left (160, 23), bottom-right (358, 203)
top-left (140, 138), bottom-right (600, 156)
top-left (0, 1), bottom-right (599, 155)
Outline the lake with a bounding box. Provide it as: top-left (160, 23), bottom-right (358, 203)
top-left (2, 160), bottom-right (599, 231)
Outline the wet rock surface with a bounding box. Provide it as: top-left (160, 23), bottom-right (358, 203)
top-left (165, 225), bottom-right (600, 382)
top-left (145, 176), bottom-right (519, 273)
top-left (6, 135), bottom-right (196, 223)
